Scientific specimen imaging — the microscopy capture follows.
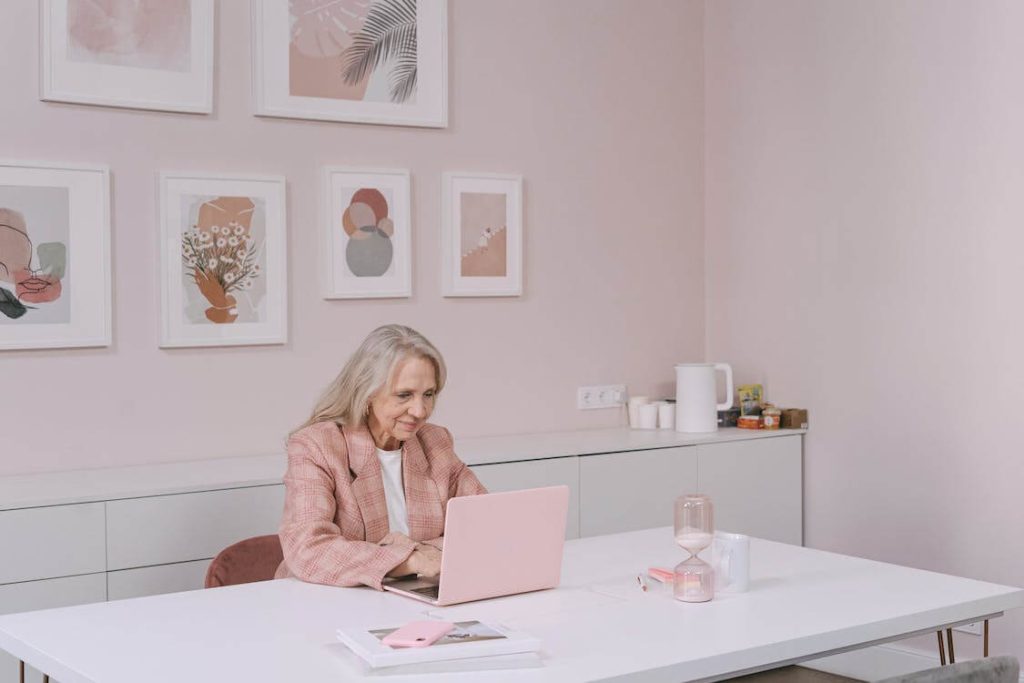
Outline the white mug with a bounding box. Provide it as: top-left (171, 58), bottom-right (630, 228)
top-left (628, 396), bottom-right (650, 428)
top-left (658, 402), bottom-right (675, 429)
top-left (712, 531), bottom-right (750, 593)
top-left (638, 403), bottom-right (659, 429)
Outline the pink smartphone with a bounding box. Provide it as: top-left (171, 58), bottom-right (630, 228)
top-left (381, 620), bottom-right (455, 648)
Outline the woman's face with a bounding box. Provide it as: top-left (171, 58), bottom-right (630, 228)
top-left (367, 356), bottom-right (437, 450)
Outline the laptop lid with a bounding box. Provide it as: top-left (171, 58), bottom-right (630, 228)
top-left (434, 485), bottom-right (569, 606)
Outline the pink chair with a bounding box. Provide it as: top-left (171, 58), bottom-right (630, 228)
top-left (204, 534), bottom-right (284, 588)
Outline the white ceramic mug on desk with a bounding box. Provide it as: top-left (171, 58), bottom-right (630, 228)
top-left (712, 532), bottom-right (750, 594)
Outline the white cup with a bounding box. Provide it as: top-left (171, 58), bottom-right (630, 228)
top-left (712, 531), bottom-right (750, 593)
top-left (628, 396), bottom-right (650, 428)
top-left (658, 402), bottom-right (675, 430)
top-left (638, 403), bottom-right (659, 429)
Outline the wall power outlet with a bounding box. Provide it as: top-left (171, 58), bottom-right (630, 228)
top-left (577, 385), bottom-right (626, 410)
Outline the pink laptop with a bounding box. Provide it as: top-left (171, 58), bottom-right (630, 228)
top-left (382, 486), bottom-right (569, 606)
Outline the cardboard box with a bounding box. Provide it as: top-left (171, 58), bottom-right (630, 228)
top-left (780, 409), bottom-right (808, 429)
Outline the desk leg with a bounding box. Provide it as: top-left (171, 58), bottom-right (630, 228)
top-left (937, 631), bottom-right (947, 665)
top-left (946, 628), bottom-right (955, 664)
top-left (984, 619), bottom-right (990, 657)
top-left (17, 659), bottom-right (49, 683)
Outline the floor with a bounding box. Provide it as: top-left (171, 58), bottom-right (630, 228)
top-left (731, 666), bottom-right (861, 682)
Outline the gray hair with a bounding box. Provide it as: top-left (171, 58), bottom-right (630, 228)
top-left (296, 325), bottom-right (447, 434)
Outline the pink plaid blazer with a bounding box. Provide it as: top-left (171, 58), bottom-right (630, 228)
top-left (275, 421), bottom-right (486, 589)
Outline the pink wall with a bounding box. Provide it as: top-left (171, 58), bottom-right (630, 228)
top-left (706, 0), bottom-right (1024, 662)
top-left (0, 1), bottom-right (706, 476)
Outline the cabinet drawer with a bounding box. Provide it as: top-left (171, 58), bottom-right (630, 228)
top-left (108, 560), bottom-right (211, 601)
top-left (696, 435), bottom-right (802, 544)
top-left (579, 447), bottom-right (697, 537)
top-left (0, 573), bottom-right (106, 616)
top-left (470, 457), bottom-right (580, 539)
top-left (0, 574), bottom-right (107, 683)
top-left (106, 485), bottom-right (285, 570)
top-left (0, 503), bottom-right (105, 584)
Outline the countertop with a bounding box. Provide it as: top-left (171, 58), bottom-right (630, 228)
top-left (0, 426), bottom-right (805, 511)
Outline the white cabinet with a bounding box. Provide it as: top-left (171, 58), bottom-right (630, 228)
top-left (471, 457), bottom-right (580, 539)
top-left (0, 574), bottom-right (106, 683)
top-left (697, 435), bottom-right (802, 544)
top-left (106, 485), bottom-right (285, 570)
top-left (579, 446), bottom-right (698, 537)
top-left (0, 503), bottom-right (105, 584)
top-left (107, 560), bottom-right (211, 601)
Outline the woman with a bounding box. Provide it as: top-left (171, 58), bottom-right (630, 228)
top-left (275, 325), bottom-right (486, 589)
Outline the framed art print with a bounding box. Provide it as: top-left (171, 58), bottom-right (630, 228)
top-left (442, 172), bottom-right (522, 297)
top-left (159, 172), bottom-right (287, 347)
top-left (40, 0), bottom-right (214, 113)
top-left (252, 0), bottom-right (448, 127)
top-left (0, 161), bottom-right (111, 350)
top-left (322, 167), bottom-right (411, 299)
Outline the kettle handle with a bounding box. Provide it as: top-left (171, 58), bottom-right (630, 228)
top-left (714, 363), bottom-right (733, 411)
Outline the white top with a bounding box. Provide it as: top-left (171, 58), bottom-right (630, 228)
top-left (376, 447), bottom-right (409, 536)
top-left (0, 527), bottom-right (1019, 683)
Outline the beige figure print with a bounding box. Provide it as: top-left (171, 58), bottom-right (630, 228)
top-left (460, 193), bottom-right (507, 277)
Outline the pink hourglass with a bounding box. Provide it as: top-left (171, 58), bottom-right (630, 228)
top-left (673, 494), bottom-right (715, 602)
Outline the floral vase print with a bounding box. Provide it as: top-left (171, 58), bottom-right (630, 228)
top-left (0, 186), bottom-right (70, 324)
top-left (181, 196), bottom-right (265, 324)
top-left (343, 188), bottom-right (394, 277)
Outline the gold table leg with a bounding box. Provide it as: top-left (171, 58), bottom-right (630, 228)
top-left (984, 619), bottom-right (990, 657)
top-left (937, 631), bottom-right (947, 665)
top-left (946, 627), bottom-right (956, 664)
top-left (19, 660), bottom-right (24, 683)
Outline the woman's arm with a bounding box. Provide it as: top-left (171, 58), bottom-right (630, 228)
top-left (418, 427), bottom-right (488, 552)
top-left (278, 433), bottom-right (416, 589)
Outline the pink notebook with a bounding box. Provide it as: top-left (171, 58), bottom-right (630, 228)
top-left (383, 486), bottom-right (569, 606)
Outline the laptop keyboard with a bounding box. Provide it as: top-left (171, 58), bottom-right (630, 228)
top-left (410, 584), bottom-right (440, 599)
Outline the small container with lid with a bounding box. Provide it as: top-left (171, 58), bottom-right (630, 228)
top-left (737, 414), bottom-right (761, 430)
top-left (761, 406), bottom-right (782, 430)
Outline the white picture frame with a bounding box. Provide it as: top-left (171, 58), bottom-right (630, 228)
top-left (252, 0), bottom-right (448, 128)
top-left (442, 172), bottom-right (523, 297)
top-left (40, 0), bottom-right (214, 113)
top-left (0, 161), bottom-right (111, 350)
top-left (159, 172), bottom-right (287, 348)
top-left (322, 167), bottom-right (412, 299)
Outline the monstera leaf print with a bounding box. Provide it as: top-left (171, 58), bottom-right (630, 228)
top-left (341, 0), bottom-right (417, 103)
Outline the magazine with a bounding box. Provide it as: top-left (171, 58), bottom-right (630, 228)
top-left (337, 619), bottom-right (541, 668)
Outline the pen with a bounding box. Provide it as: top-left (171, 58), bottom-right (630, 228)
top-left (648, 567), bottom-right (674, 583)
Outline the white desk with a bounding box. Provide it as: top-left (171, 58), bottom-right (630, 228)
top-left (0, 527), bottom-right (1020, 683)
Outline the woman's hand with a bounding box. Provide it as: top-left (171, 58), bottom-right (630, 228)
top-left (384, 536), bottom-right (442, 579)
top-left (410, 543), bottom-right (441, 578)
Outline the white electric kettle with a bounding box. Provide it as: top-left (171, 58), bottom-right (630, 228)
top-left (674, 363), bottom-right (733, 433)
